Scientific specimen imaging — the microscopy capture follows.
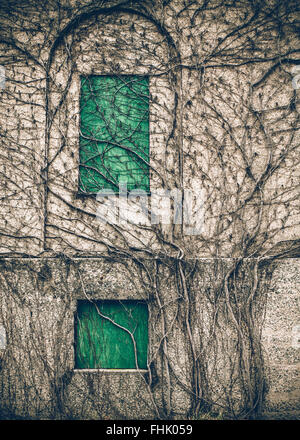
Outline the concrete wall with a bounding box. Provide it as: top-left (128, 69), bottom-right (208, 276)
top-left (0, 257), bottom-right (298, 419)
top-left (0, 0), bottom-right (299, 420)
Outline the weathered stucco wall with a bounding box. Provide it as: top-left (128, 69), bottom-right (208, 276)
top-left (0, 257), bottom-right (299, 419)
top-left (0, 0), bottom-right (299, 258)
top-left (261, 259), bottom-right (300, 419)
top-left (0, 0), bottom-right (299, 420)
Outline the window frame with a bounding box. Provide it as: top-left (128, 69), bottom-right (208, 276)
top-left (77, 73), bottom-right (151, 197)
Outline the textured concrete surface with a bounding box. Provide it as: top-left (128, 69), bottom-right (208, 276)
top-left (261, 259), bottom-right (300, 419)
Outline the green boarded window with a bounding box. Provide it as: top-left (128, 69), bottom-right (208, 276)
top-left (75, 300), bottom-right (148, 369)
top-left (79, 75), bottom-right (150, 193)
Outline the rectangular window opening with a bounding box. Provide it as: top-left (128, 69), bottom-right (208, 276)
top-left (79, 75), bottom-right (150, 194)
top-left (75, 299), bottom-right (148, 370)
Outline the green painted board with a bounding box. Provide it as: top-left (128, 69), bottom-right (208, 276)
top-left (79, 75), bottom-right (150, 193)
top-left (75, 300), bottom-right (148, 369)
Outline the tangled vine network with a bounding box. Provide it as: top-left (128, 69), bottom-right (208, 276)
top-left (0, 0), bottom-right (299, 420)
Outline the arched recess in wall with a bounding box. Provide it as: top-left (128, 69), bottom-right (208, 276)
top-left (44, 7), bottom-right (182, 254)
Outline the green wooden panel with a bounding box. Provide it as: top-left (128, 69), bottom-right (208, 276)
top-left (75, 300), bottom-right (148, 369)
top-left (79, 75), bottom-right (150, 193)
